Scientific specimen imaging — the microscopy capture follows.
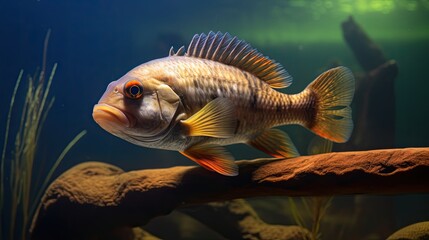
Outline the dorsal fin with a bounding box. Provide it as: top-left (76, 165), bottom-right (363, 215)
top-left (169, 46), bottom-right (185, 56)
top-left (184, 31), bottom-right (293, 88)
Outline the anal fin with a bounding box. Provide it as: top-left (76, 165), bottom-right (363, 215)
top-left (307, 136), bottom-right (333, 155)
top-left (248, 129), bottom-right (299, 158)
top-left (180, 144), bottom-right (238, 176)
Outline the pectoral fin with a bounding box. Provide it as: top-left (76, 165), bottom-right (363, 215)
top-left (248, 129), bottom-right (299, 158)
top-left (181, 98), bottom-right (235, 138)
top-left (180, 143), bottom-right (238, 176)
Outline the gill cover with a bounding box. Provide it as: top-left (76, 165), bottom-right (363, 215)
top-left (155, 84), bottom-right (181, 127)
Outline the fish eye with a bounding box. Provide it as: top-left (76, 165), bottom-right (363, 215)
top-left (124, 80), bottom-right (143, 99)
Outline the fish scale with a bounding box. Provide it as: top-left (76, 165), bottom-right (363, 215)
top-left (93, 31), bottom-right (354, 176)
top-left (158, 56), bottom-right (305, 136)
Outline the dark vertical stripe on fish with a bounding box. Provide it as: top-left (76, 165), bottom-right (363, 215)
top-left (251, 92), bottom-right (258, 109)
top-left (234, 120), bottom-right (240, 134)
top-left (305, 91), bottom-right (318, 129)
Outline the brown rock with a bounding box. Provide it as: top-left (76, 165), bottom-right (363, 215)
top-left (181, 199), bottom-right (311, 240)
top-left (30, 147), bottom-right (429, 240)
top-left (387, 221), bottom-right (429, 240)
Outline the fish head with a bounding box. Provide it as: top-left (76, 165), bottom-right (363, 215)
top-left (93, 68), bottom-right (181, 143)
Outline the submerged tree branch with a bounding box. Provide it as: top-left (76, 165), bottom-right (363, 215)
top-left (30, 147), bottom-right (429, 240)
top-left (180, 199), bottom-right (312, 240)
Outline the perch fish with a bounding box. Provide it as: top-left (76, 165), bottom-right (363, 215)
top-left (93, 31), bottom-right (355, 176)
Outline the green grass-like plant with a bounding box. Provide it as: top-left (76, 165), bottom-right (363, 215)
top-left (289, 196), bottom-right (332, 240)
top-left (288, 137), bottom-right (334, 240)
top-left (0, 30), bottom-right (86, 240)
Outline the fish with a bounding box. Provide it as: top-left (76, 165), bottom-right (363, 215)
top-left (93, 31), bottom-right (355, 176)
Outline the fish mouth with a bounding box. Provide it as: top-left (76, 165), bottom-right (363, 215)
top-left (93, 103), bottom-right (133, 130)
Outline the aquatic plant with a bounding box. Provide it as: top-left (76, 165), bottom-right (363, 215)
top-left (0, 31), bottom-right (86, 240)
top-left (288, 197), bottom-right (332, 240)
top-left (288, 137), bottom-right (333, 240)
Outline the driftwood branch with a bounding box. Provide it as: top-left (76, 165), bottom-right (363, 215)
top-left (30, 147), bottom-right (429, 239)
top-left (342, 16), bottom-right (388, 72)
top-left (338, 16), bottom-right (398, 151)
top-left (335, 16), bottom-right (401, 239)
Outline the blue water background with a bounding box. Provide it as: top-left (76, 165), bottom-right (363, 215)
top-left (1, 1), bottom-right (429, 239)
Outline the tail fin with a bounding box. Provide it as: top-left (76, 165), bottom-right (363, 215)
top-left (307, 66), bottom-right (355, 143)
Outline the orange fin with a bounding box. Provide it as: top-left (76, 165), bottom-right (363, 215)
top-left (248, 129), bottom-right (299, 158)
top-left (180, 144), bottom-right (238, 176)
top-left (181, 98), bottom-right (235, 138)
top-left (306, 66), bottom-right (355, 143)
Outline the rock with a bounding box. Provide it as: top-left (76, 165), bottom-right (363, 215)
top-left (387, 222), bottom-right (429, 240)
top-left (181, 199), bottom-right (311, 240)
top-left (30, 148), bottom-right (429, 240)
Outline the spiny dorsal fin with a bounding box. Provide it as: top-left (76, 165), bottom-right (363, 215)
top-left (169, 46), bottom-right (185, 56)
top-left (184, 31), bottom-right (293, 88)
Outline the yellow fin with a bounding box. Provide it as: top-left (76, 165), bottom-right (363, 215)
top-left (248, 129), bottom-right (299, 158)
top-left (181, 98), bottom-right (235, 138)
top-left (180, 144), bottom-right (238, 176)
top-left (307, 66), bottom-right (355, 143)
top-left (307, 136), bottom-right (333, 155)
